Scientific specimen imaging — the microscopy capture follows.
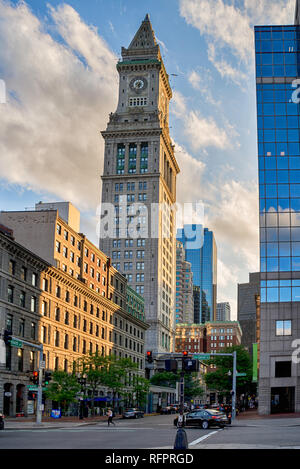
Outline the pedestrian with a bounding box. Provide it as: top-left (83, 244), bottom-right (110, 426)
top-left (107, 408), bottom-right (115, 426)
top-left (177, 411), bottom-right (185, 428)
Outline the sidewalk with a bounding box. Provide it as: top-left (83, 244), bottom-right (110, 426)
top-left (236, 409), bottom-right (300, 420)
top-left (3, 413), bottom-right (159, 430)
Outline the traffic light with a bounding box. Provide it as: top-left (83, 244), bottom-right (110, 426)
top-left (183, 358), bottom-right (199, 372)
top-left (31, 371), bottom-right (39, 385)
top-left (146, 351), bottom-right (153, 363)
top-left (3, 330), bottom-right (12, 345)
top-left (165, 359), bottom-right (178, 372)
top-left (44, 371), bottom-right (52, 386)
top-left (182, 351), bottom-right (189, 357)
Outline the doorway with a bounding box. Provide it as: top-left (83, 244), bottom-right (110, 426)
top-left (271, 387), bottom-right (295, 414)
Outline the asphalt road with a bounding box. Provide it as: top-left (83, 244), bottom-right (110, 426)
top-left (1, 414), bottom-right (300, 449)
top-left (0, 414), bottom-right (214, 449)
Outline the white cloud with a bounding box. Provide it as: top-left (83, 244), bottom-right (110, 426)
top-left (184, 111), bottom-right (234, 150)
top-left (179, 0), bottom-right (295, 84)
top-left (179, 0), bottom-right (253, 63)
top-left (171, 91), bottom-right (236, 150)
top-left (188, 70), bottom-right (201, 90)
top-left (0, 1), bottom-right (118, 212)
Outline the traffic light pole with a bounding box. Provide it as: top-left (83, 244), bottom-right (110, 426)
top-left (5, 336), bottom-right (44, 424)
top-left (232, 351), bottom-right (237, 421)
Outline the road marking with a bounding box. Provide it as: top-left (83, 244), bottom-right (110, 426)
top-left (189, 430), bottom-right (220, 446)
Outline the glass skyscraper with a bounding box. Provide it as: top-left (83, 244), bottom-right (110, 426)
top-left (255, 2), bottom-right (300, 414)
top-left (176, 225), bottom-right (217, 323)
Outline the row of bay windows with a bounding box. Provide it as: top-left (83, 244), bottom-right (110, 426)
top-left (117, 143), bottom-right (148, 174)
top-left (113, 251), bottom-right (145, 259)
top-left (115, 181), bottom-right (147, 192)
top-left (113, 239), bottom-right (146, 248)
top-left (114, 193), bottom-right (147, 203)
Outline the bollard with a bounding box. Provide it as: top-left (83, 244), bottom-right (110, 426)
top-left (174, 427), bottom-right (189, 450)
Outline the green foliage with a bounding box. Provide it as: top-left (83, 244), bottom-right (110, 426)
top-left (44, 371), bottom-right (81, 410)
top-left (204, 345), bottom-right (253, 394)
top-left (150, 371), bottom-right (177, 388)
top-left (184, 373), bottom-right (204, 400)
top-left (150, 371), bottom-right (204, 400)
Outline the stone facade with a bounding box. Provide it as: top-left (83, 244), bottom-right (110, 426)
top-left (0, 206), bottom-right (149, 416)
top-left (258, 301), bottom-right (300, 415)
top-left (99, 15), bottom-right (180, 354)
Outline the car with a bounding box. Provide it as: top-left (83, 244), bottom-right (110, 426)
top-left (0, 413), bottom-right (4, 430)
top-left (122, 408), bottom-right (144, 419)
top-left (161, 405), bottom-right (178, 415)
top-left (173, 409), bottom-right (230, 429)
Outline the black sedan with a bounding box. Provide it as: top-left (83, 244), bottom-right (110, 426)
top-left (174, 409), bottom-right (230, 429)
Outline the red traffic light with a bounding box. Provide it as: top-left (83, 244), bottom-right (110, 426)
top-left (146, 351), bottom-right (153, 363)
top-left (183, 351), bottom-right (188, 356)
top-left (31, 371), bottom-right (39, 385)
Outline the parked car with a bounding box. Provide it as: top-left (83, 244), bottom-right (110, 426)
top-left (174, 409), bottom-right (230, 429)
top-left (0, 413), bottom-right (4, 430)
top-left (161, 405), bottom-right (178, 415)
top-left (122, 408), bottom-right (144, 419)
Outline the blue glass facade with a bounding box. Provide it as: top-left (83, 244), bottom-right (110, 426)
top-left (176, 225), bottom-right (217, 323)
top-left (256, 24), bottom-right (300, 304)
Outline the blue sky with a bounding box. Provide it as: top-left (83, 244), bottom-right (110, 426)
top-left (0, 0), bottom-right (296, 316)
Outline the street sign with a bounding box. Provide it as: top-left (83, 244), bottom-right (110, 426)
top-left (236, 372), bottom-right (247, 377)
top-left (10, 339), bottom-right (23, 348)
top-left (193, 354), bottom-right (211, 360)
top-left (39, 361), bottom-right (45, 369)
top-left (28, 385), bottom-right (46, 391)
top-left (28, 385), bottom-right (38, 391)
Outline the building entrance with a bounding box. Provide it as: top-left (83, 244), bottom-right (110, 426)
top-left (271, 387), bottom-right (295, 414)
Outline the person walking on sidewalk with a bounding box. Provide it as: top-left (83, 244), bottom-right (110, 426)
top-left (107, 408), bottom-right (115, 426)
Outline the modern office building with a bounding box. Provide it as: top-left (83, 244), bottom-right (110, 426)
top-left (237, 273), bottom-right (260, 356)
top-left (255, 1), bottom-right (300, 414)
top-left (177, 226), bottom-right (217, 323)
top-left (175, 241), bottom-right (194, 324)
top-left (216, 302), bottom-right (231, 322)
top-left (99, 15), bottom-right (180, 354)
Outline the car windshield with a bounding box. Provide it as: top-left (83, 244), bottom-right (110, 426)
top-left (126, 409), bottom-right (135, 412)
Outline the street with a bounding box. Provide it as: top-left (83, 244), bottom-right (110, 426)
top-left (1, 413), bottom-right (300, 449)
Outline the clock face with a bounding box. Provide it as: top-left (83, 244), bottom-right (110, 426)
top-left (133, 79), bottom-right (144, 90)
top-left (129, 76), bottom-right (148, 94)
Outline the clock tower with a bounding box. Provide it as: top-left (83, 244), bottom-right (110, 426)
top-left (100, 14), bottom-right (180, 355)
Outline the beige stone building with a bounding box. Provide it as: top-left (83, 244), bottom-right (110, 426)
top-left (99, 15), bottom-right (180, 354)
top-left (0, 204), bottom-right (148, 416)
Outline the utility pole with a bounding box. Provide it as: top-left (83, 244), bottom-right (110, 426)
top-left (232, 351), bottom-right (237, 421)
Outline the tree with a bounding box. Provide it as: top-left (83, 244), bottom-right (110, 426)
top-left (150, 371), bottom-right (177, 388)
top-left (44, 371), bottom-right (81, 414)
top-left (204, 345), bottom-right (254, 398)
top-left (132, 376), bottom-right (150, 408)
top-left (184, 373), bottom-right (204, 401)
top-left (101, 356), bottom-right (138, 411)
top-left (150, 371), bottom-right (204, 402)
top-left (75, 354), bottom-right (108, 416)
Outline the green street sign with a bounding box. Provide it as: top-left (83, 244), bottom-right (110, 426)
top-left (193, 354), bottom-right (211, 360)
top-left (10, 339), bottom-right (23, 348)
top-left (236, 372), bottom-right (247, 377)
top-left (27, 385), bottom-right (47, 391)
